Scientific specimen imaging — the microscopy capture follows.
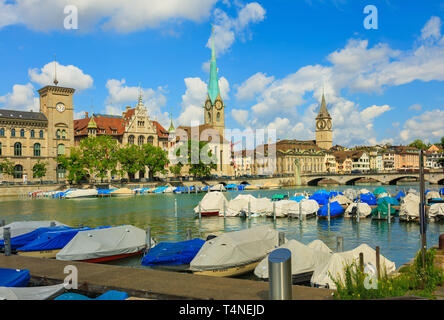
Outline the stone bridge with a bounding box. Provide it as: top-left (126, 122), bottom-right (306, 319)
top-left (197, 171), bottom-right (444, 187)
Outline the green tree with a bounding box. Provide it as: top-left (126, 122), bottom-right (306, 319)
top-left (409, 139), bottom-right (430, 150)
top-left (32, 161), bottom-right (47, 182)
top-left (440, 137), bottom-right (444, 149)
top-left (141, 143), bottom-right (169, 180)
top-left (80, 135), bottom-right (119, 182)
top-left (58, 148), bottom-right (88, 184)
top-left (0, 159), bottom-right (14, 179)
top-left (175, 140), bottom-right (217, 178)
top-left (116, 144), bottom-right (145, 180)
top-left (169, 164), bottom-right (183, 178)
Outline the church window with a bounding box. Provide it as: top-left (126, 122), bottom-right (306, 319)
top-left (62, 130), bottom-right (66, 139)
top-left (217, 112), bottom-right (220, 122)
top-left (147, 136), bottom-right (154, 145)
top-left (208, 112), bottom-right (211, 122)
top-left (128, 135), bottom-right (135, 144)
top-left (138, 136), bottom-right (145, 145)
top-left (56, 129), bottom-right (61, 139)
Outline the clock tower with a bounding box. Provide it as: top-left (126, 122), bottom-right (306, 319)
top-left (315, 93), bottom-right (332, 150)
top-left (203, 27), bottom-right (225, 138)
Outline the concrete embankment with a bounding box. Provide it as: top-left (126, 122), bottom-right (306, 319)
top-left (0, 255), bottom-right (334, 300)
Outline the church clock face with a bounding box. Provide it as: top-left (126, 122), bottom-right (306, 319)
top-left (215, 100), bottom-right (223, 110)
top-left (205, 101), bottom-right (212, 111)
top-left (56, 102), bottom-right (65, 113)
top-left (316, 119), bottom-right (326, 130)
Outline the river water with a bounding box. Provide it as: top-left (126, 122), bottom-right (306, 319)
top-left (1, 184), bottom-right (443, 270)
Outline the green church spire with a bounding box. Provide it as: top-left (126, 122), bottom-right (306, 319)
top-left (208, 25), bottom-right (220, 105)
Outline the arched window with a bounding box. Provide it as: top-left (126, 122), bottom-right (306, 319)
top-left (208, 112), bottom-right (211, 122)
top-left (128, 135), bottom-right (135, 145)
top-left (62, 130), bottom-right (66, 139)
top-left (14, 142), bottom-right (22, 156)
top-left (56, 129), bottom-right (61, 139)
top-left (147, 136), bottom-right (154, 145)
top-left (11, 128), bottom-right (15, 137)
top-left (39, 130), bottom-right (44, 138)
top-left (57, 144), bottom-right (65, 156)
top-left (13, 165), bottom-right (23, 179)
top-left (20, 129), bottom-right (25, 137)
top-left (217, 112), bottom-right (220, 122)
top-left (33, 143), bottom-right (41, 157)
top-left (138, 135), bottom-right (145, 146)
top-left (0, 128), bottom-right (4, 136)
top-left (30, 129), bottom-right (35, 138)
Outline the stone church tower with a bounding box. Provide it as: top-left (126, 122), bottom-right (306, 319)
top-left (203, 28), bottom-right (225, 139)
top-left (315, 93), bottom-right (332, 150)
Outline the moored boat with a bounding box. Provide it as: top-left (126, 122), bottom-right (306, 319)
top-left (0, 284), bottom-right (65, 300)
top-left (64, 189), bottom-right (98, 199)
top-left (194, 192), bottom-right (229, 216)
top-left (110, 188), bottom-right (135, 197)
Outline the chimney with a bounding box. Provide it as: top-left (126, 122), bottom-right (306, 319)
top-left (85, 112), bottom-right (89, 118)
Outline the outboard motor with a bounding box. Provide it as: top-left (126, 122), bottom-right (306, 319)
top-left (206, 234), bottom-right (217, 241)
top-left (351, 206), bottom-right (358, 217)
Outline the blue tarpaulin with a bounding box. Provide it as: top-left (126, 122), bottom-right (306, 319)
top-left (141, 239), bottom-right (205, 267)
top-left (395, 191), bottom-right (405, 201)
top-left (289, 195), bottom-right (306, 202)
top-left (0, 268), bottom-right (30, 287)
top-left (16, 226), bottom-right (111, 252)
top-left (309, 192), bottom-right (329, 205)
top-left (328, 191), bottom-right (343, 198)
top-left (317, 201), bottom-right (344, 217)
top-left (0, 226), bottom-right (73, 250)
top-left (358, 193), bottom-right (377, 205)
top-left (55, 290), bottom-right (129, 300)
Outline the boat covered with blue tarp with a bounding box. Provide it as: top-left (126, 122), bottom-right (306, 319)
top-left (309, 192), bottom-right (329, 205)
top-left (317, 201), bottom-right (344, 218)
top-left (395, 191), bottom-right (405, 201)
top-left (0, 226), bottom-right (73, 250)
top-left (55, 290), bottom-right (129, 300)
top-left (358, 193), bottom-right (377, 205)
top-left (289, 195), bottom-right (306, 202)
top-left (141, 239), bottom-right (205, 267)
top-left (0, 268), bottom-right (30, 287)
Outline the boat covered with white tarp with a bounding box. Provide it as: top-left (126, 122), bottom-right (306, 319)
top-left (344, 203), bottom-right (372, 218)
top-left (344, 189), bottom-right (358, 202)
top-left (110, 188), bottom-right (135, 197)
top-left (194, 192), bottom-right (229, 216)
top-left (399, 193), bottom-right (420, 221)
top-left (224, 194), bottom-right (257, 217)
top-left (254, 239), bottom-right (332, 283)
top-left (0, 221), bottom-right (67, 240)
top-left (271, 199), bottom-right (319, 219)
top-left (330, 195), bottom-right (352, 205)
top-left (64, 189), bottom-right (98, 199)
top-left (56, 225), bottom-right (147, 262)
top-left (210, 184), bottom-right (226, 192)
top-left (0, 284), bottom-right (65, 300)
top-left (311, 244), bottom-right (396, 289)
top-left (426, 191), bottom-right (441, 201)
top-left (189, 226), bottom-right (280, 277)
top-left (429, 203), bottom-right (444, 221)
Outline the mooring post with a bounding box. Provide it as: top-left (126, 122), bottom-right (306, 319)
top-left (145, 226), bottom-right (152, 252)
top-left (223, 200), bottom-right (226, 218)
top-left (359, 252), bottom-right (364, 273)
top-left (248, 200), bottom-right (251, 219)
top-left (376, 246), bottom-right (381, 280)
top-left (357, 203), bottom-right (360, 223)
top-left (439, 234), bottom-right (444, 250)
top-left (0, 220), bottom-right (5, 227)
top-left (198, 203), bottom-right (202, 220)
top-left (268, 248), bottom-right (292, 300)
top-left (298, 201), bottom-right (302, 221)
top-left (327, 201), bottom-right (331, 222)
top-left (174, 198), bottom-right (178, 216)
top-left (4, 227), bottom-right (11, 256)
top-left (278, 232), bottom-right (285, 246)
top-left (388, 203), bottom-right (391, 224)
top-left (336, 236), bottom-right (344, 252)
top-left (273, 202), bottom-right (276, 221)
top-left (186, 228), bottom-right (192, 241)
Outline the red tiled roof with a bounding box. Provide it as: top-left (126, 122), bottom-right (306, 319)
top-left (74, 116), bottom-right (125, 136)
top-left (152, 121), bottom-right (169, 139)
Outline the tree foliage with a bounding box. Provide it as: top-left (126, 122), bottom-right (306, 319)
top-left (58, 148), bottom-right (88, 184)
top-left (116, 144), bottom-right (145, 179)
top-left (0, 159), bottom-right (14, 178)
top-left (175, 140), bottom-right (217, 178)
top-left (141, 143), bottom-right (169, 179)
top-left (408, 139), bottom-right (430, 150)
top-left (32, 161), bottom-right (47, 179)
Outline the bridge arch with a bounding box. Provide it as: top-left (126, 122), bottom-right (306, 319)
top-left (240, 181), bottom-right (250, 185)
top-left (437, 178), bottom-right (444, 185)
top-left (218, 181), bottom-right (227, 186)
top-left (306, 177), bottom-right (341, 186)
top-left (387, 176), bottom-right (419, 185)
top-left (343, 176), bottom-right (382, 185)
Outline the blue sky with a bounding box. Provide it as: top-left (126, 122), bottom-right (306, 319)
top-left (0, 0), bottom-right (443, 147)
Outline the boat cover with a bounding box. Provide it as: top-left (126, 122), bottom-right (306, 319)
top-left (358, 193), bottom-right (377, 205)
top-left (307, 240), bottom-right (333, 254)
top-left (0, 268), bottom-right (30, 287)
top-left (426, 191), bottom-right (441, 201)
top-left (359, 188), bottom-right (371, 195)
top-left (110, 188), bottom-right (135, 195)
top-left (328, 191), bottom-right (342, 198)
top-left (56, 225), bottom-right (146, 261)
top-left (311, 244), bottom-right (396, 289)
top-left (141, 239), bottom-right (205, 266)
top-left (55, 290), bottom-right (129, 300)
top-left (371, 202), bottom-right (396, 218)
top-left (344, 203), bottom-right (372, 218)
top-left (344, 189), bottom-right (358, 202)
top-left (0, 226), bottom-right (73, 250)
top-left (377, 197), bottom-right (400, 206)
top-left (289, 195), bottom-right (306, 202)
top-left (17, 226), bottom-right (110, 252)
top-left (254, 239), bottom-right (332, 279)
top-left (244, 184), bottom-right (260, 190)
top-left (0, 221), bottom-right (68, 240)
top-left (395, 191), bottom-right (405, 201)
top-left (376, 192), bottom-right (389, 199)
top-left (430, 203), bottom-right (444, 218)
top-left (210, 184), bottom-right (226, 191)
top-left (399, 193), bottom-right (420, 219)
top-left (274, 199), bottom-right (319, 218)
top-left (225, 194), bottom-right (257, 216)
top-left (194, 192), bottom-right (229, 215)
top-left (309, 193), bottom-right (329, 205)
top-left (190, 226), bottom-right (280, 271)
top-left (0, 284), bottom-right (65, 300)
top-left (330, 195), bottom-right (352, 205)
top-left (64, 189), bottom-right (98, 198)
top-left (317, 201), bottom-right (343, 217)
top-left (373, 187), bottom-right (388, 196)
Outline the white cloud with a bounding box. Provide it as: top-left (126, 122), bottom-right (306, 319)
top-left (29, 61), bottom-right (93, 91)
top-left (0, 0), bottom-right (219, 33)
top-left (207, 2), bottom-right (265, 56)
top-left (408, 104), bottom-right (422, 111)
top-left (0, 83), bottom-right (39, 111)
top-left (421, 16), bottom-right (442, 41)
top-left (236, 72), bottom-right (274, 101)
top-left (231, 109), bottom-right (249, 125)
top-left (399, 109), bottom-right (444, 143)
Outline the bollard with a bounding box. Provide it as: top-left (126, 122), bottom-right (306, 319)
top-left (195, 186), bottom-right (197, 194)
top-left (273, 202), bottom-right (276, 221)
top-left (145, 226), bottom-right (152, 251)
top-left (186, 228), bottom-right (192, 241)
top-left (248, 200), bottom-right (251, 219)
top-left (336, 236), bottom-right (343, 252)
top-left (388, 203), bottom-right (391, 224)
top-left (439, 234), bottom-right (444, 250)
top-left (198, 203), bottom-right (202, 220)
top-left (1, 220), bottom-right (5, 227)
top-left (188, 187), bottom-right (190, 194)
top-left (357, 203), bottom-right (360, 223)
top-left (175, 198), bottom-right (178, 216)
top-left (223, 200), bottom-right (226, 218)
top-left (359, 252), bottom-right (364, 273)
top-left (327, 202), bottom-right (331, 222)
top-left (268, 248), bottom-right (292, 300)
top-left (278, 232), bottom-right (285, 246)
top-left (3, 227), bottom-right (11, 256)
top-left (376, 246), bottom-right (381, 280)
top-left (50, 221), bottom-right (56, 227)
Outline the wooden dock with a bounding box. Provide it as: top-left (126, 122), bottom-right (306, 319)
top-left (0, 255), bottom-right (334, 300)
